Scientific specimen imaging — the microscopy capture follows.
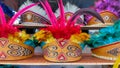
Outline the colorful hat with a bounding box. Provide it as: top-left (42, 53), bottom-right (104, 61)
top-left (86, 20), bottom-right (120, 60)
top-left (86, 0), bottom-right (120, 26)
top-left (0, 2), bottom-right (39, 60)
top-left (19, 0), bottom-right (50, 25)
top-left (33, 0), bottom-right (104, 62)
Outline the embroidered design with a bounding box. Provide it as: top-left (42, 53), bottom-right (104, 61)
top-left (67, 45), bottom-right (81, 57)
top-left (7, 44), bottom-right (32, 56)
top-left (0, 38), bottom-right (8, 47)
top-left (107, 48), bottom-right (120, 56)
top-left (57, 53), bottom-right (67, 61)
top-left (0, 52), bottom-right (6, 59)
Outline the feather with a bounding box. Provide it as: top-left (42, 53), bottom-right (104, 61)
top-left (86, 0), bottom-right (120, 22)
top-left (67, 8), bottom-right (105, 26)
top-left (55, 2), bottom-right (79, 17)
top-left (37, 0), bottom-right (104, 39)
top-left (0, 6), bottom-right (6, 26)
top-left (57, 0), bottom-right (65, 27)
top-left (0, 6), bottom-right (18, 38)
top-left (55, 2), bottom-right (84, 24)
top-left (87, 20), bottom-right (120, 48)
top-left (57, 0), bottom-right (65, 19)
top-left (40, 0), bottom-right (58, 27)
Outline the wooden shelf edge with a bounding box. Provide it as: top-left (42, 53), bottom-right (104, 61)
top-left (0, 54), bottom-right (115, 65)
top-left (14, 24), bottom-right (106, 30)
top-left (0, 63), bottom-right (114, 66)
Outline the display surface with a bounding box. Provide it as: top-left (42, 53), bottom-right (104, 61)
top-left (0, 54), bottom-right (115, 65)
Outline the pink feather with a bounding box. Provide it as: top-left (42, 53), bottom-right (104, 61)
top-left (0, 6), bottom-right (6, 26)
top-left (57, 0), bottom-right (65, 28)
top-left (0, 2), bottom-right (40, 38)
top-left (40, 0), bottom-right (81, 39)
top-left (40, 0), bottom-right (58, 28)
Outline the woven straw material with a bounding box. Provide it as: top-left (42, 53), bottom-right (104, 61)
top-left (42, 39), bottom-right (82, 62)
top-left (92, 42), bottom-right (120, 60)
top-left (0, 38), bottom-right (34, 60)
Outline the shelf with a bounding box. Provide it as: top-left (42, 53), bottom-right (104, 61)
top-left (14, 24), bottom-right (106, 30)
top-left (81, 26), bottom-right (105, 30)
top-left (0, 53), bottom-right (115, 65)
top-left (13, 24), bottom-right (49, 28)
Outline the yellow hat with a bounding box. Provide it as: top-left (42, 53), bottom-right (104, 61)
top-left (43, 39), bottom-right (82, 62)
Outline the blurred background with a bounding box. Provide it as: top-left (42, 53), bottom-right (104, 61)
top-left (2, 0), bottom-right (95, 10)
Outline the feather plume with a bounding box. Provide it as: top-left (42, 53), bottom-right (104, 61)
top-left (85, 0), bottom-right (120, 22)
top-left (0, 6), bottom-right (6, 26)
top-left (67, 8), bottom-right (104, 27)
top-left (40, 0), bottom-right (58, 27)
top-left (55, 2), bottom-right (79, 17)
top-left (86, 20), bottom-right (120, 48)
top-left (55, 2), bottom-right (84, 25)
top-left (0, 2), bottom-right (40, 38)
top-left (39, 0), bottom-right (104, 39)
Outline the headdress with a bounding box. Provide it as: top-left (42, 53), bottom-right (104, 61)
top-left (0, 2), bottom-right (39, 60)
top-left (19, 0), bottom-right (50, 25)
top-left (33, 0), bottom-right (104, 62)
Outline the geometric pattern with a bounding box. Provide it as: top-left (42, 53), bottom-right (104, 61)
top-left (0, 38), bottom-right (8, 47)
top-left (107, 48), bottom-right (120, 56)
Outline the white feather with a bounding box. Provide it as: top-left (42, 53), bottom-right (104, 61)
top-left (55, 2), bottom-right (79, 17)
top-left (55, 2), bottom-right (84, 20)
top-left (19, 0), bottom-right (48, 19)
